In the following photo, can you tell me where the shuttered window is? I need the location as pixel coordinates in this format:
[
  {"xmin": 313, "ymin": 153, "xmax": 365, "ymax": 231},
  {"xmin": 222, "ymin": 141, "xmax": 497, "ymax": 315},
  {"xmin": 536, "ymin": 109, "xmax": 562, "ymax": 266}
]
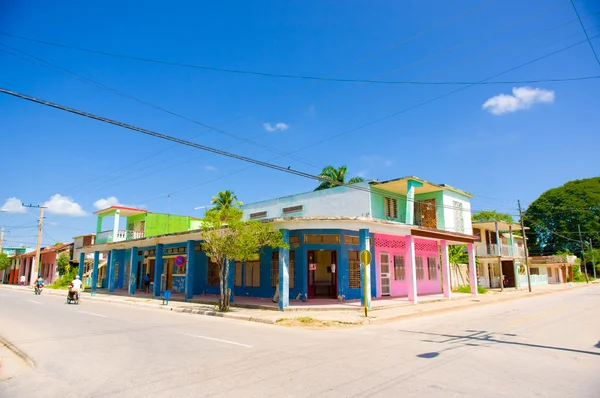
[
  {"xmin": 245, "ymin": 260, "xmax": 261, "ymax": 287},
  {"xmin": 349, "ymin": 250, "xmax": 361, "ymax": 288},
  {"xmin": 427, "ymin": 257, "xmax": 437, "ymax": 280},
  {"xmin": 394, "ymin": 255, "xmax": 405, "ymax": 281},
  {"xmin": 415, "ymin": 256, "xmax": 425, "ymax": 280},
  {"xmin": 384, "ymin": 197, "xmax": 397, "ymax": 219},
  {"xmin": 270, "ymin": 251, "xmax": 295, "ymax": 288}
]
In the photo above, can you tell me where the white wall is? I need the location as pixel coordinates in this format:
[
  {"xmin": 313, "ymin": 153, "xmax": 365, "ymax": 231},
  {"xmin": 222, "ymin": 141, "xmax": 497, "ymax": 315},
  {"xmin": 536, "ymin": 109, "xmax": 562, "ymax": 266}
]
[
  {"xmin": 442, "ymin": 191, "xmax": 472, "ymax": 235},
  {"xmin": 242, "ymin": 182, "xmax": 371, "ymax": 220}
]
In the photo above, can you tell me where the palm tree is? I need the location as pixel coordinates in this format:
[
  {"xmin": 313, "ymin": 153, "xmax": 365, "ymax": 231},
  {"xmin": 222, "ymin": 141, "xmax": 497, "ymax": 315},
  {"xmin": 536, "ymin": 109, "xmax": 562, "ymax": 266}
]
[
  {"xmin": 210, "ymin": 190, "xmax": 243, "ymax": 211},
  {"xmin": 314, "ymin": 165, "xmax": 364, "ymax": 191}
]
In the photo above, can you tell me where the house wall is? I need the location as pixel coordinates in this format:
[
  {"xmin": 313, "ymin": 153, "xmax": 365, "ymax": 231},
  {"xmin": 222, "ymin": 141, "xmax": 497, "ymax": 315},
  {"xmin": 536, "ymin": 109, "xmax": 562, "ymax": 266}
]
[
  {"xmin": 242, "ymin": 183, "xmax": 372, "ymax": 220},
  {"xmin": 144, "ymin": 214, "xmax": 191, "ymax": 237},
  {"xmin": 370, "ymin": 188, "xmax": 408, "ymax": 222},
  {"xmin": 442, "ymin": 191, "xmax": 472, "ymax": 235}
]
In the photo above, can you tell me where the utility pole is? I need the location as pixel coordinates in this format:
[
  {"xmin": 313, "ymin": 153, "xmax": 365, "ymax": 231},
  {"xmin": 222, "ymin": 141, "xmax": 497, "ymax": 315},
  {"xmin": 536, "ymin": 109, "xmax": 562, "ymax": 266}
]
[
  {"xmin": 577, "ymin": 225, "xmax": 589, "ymax": 283},
  {"xmin": 590, "ymin": 238, "xmax": 596, "ymax": 280},
  {"xmin": 23, "ymin": 204, "xmax": 46, "ymax": 286},
  {"xmin": 518, "ymin": 200, "xmax": 532, "ymax": 292},
  {"xmin": 0, "ymin": 227, "xmax": 4, "ymax": 253}
]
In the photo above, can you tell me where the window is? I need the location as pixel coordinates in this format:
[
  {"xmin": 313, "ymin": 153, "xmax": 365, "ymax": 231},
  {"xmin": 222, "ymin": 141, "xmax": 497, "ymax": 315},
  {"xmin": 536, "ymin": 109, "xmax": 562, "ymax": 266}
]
[
  {"xmin": 172, "ymin": 257, "xmax": 186, "ymax": 274},
  {"xmin": 250, "ymin": 211, "xmax": 267, "ymax": 220},
  {"xmin": 234, "ymin": 261, "xmax": 243, "ymax": 287},
  {"xmin": 547, "ymin": 267, "xmax": 553, "ymax": 278},
  {"xmin": 304, "ymin": 234, "xmax": 340, "ymax": 244},
  {"xmin": 427, "ymin": 257, "xmax": 437, "ymax": 280},
  {"xmin": 453, "ymin": 201, "xmax": 465, "ymax": 233},
  {"xmin": 282, "ymin": 205, "xmax": 303, "ymax": 215},
  {"xmin": 394, "ymin": 255, "xmax": 405, "ymax": 280},
  {"xmin": 530, "ymin": 267, "xmax": 540, "ymax": 275},
  {"xmin": 290, "ymin": 236, "xmax": 300, "ymax": 245},
  {"xmin": 207, "ymin": 260, "xmax": 219, "ymax": 286},
  {"xmin": 384, "ymin": 197, "xmax": 397, "ymax": 219},
  {"xmin": 344, "ymin": 235, "xmax": 360, "ymax": 245},
  {"xmin": 270, "ymin": 251, "xmax": 295, "ymax": 288},
  {"xmin": 245, "ymin": 260, "xmax": 261, "ymax": 287},
  {"xmin": 165, "ymin": 247, "xmax": 186, "ymax": 255},
  {"xmin": 415, "ymin": 256, "xmax": 424, "ymax": 280},
  {"xmin": 348, "ymin": 250, "xmax": 361, "ymax": 288},
  {"xmin": 473, "ymin": 228, "xmax": 482, "ymax": 242}
]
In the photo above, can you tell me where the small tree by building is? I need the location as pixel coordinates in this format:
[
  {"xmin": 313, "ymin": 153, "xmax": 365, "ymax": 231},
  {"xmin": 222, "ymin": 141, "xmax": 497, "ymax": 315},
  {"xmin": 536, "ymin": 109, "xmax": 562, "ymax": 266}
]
[
  {"xmin": 56, "ymin": 253, "xmax": 71, "ymax": 276},
  {"xmin": 0, "ymin": 253, "xmax": 10, "ymax": 271},
  {"xmin": 201, "ymin": 207, "xmax": 288, "ymax": 312}
]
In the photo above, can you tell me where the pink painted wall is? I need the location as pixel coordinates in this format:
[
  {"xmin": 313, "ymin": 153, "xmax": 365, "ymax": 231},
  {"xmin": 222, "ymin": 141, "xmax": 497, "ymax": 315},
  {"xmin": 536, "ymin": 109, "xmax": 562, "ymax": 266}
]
[{"xmin": 373, "ymin": 234, "xmax": 442, "ymax": 297}]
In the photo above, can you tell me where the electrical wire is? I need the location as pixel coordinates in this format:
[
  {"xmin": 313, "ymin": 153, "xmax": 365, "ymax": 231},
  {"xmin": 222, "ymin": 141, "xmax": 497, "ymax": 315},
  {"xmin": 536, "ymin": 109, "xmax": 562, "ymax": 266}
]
[{"xmin": 570, "ymin": 0, "xmax": 600, "ymax": 68}]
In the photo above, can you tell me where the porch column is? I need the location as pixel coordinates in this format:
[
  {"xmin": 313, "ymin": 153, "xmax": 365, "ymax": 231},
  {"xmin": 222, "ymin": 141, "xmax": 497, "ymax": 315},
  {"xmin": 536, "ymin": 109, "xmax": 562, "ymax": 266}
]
[
  {"xmin": 108, "ymin": 249, "xmax": 117, "ymax": 292},
  {"xmin": 441, "ymin": 240, "xmax": 451, "ymax": 299},
  {"xmin": 153, "ymin": 244, "xmax": 164, "ymax": 296},
  {"xmin": 509, "ymin": 225, "xmax": 514, "ymax": 257},
  {"xmin": 359, "ymin": 229, "xmax": 372, "ymax": 310},
  {"xmin": 91, "ymin": 251, "xmax": 99, "ymax": 291},
  {"xmin": 78, "ymin": 252, "xmax": 85, "ymax": 281},
  {"xmin": 112, "ymin": 209, "xmax": 121, "ymax": 243},
  {"xmin": 96, "ymin": 215, "xmax": 103, "ymax": 234},
  {"xmin": 406, "ymin": 179, "xmax": 424, "ymax": 225},
  {"xmin": 407, "ymin": 236, "xmax": 418, "ymax": 304},
  {"xmin": 226, "ymin": 259, "xmax": 235, "ymax": 303},
  {"xmin": 468, "ymin": 243, "xmax": 478, "ymax": 295},
  {"xmin": 495, "ymin": 221, "xmax": 501, "ymax": 256},
  {"xmin": 184, "ymin": 240, "xmax": 195, "ymax": 301},
  {"xmin": 129, "ymin": 247, "xmax": 138, "ymax": 295},
  {"xmin": 278, "ymin": 229, "xmax": 290, "ymax": 311}
]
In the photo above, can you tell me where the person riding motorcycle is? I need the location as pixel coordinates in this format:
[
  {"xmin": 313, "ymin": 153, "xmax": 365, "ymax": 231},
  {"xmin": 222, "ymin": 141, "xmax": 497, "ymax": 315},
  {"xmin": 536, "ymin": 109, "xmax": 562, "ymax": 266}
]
[
  {"xmin": 35, "ymin": 276, "xmax": 44, "ymax": 294},
  {"xmin": 68, "ymin": 275, "xmax": 83, "ymax": 300}
]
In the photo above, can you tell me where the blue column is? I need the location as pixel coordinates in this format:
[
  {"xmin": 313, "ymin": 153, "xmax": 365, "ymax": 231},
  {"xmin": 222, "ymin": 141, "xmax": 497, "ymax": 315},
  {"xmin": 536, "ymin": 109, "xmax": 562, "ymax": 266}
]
[
  {"xmin": 129, "ymin": 247, "xmax": 138, "ymax": 295},
  {"xmin": 359, "ymin": 229, "xmax": 372, "ymax": 310},
  {"xmin": 78, "ymin": 252, "xmax": 85, "ymax": 281},
  {"xmin": 153, "ymin": 244, "xmax": 164, "ymax": 296},
  {"xmin": 108, "ymin": 249, "xmax": 117, "ymax": 292},
  {"xmin": 226, "ymin": 259, "xmax": 235, "ymax": 302},
  {"xmin": 278, "ymin": 229, "xmax": 290, "ymax": 311},
  {"xmin": 185, "ymin": 240, "xmax": 195, "ymax": 301},
  {"xmin": 91, "ymin": 252, "xmax": 99, "ymax": 290},
  {"xmin": 406, "ymin": 179, "xmax": 424, "ymax": 225}
]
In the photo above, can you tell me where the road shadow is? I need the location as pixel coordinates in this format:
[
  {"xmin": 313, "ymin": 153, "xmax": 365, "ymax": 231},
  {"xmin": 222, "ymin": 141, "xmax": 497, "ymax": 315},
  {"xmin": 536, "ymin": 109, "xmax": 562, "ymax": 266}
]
[{"xmin": 402, "ymin": 329, "xmax": 600, "ymax": 358}]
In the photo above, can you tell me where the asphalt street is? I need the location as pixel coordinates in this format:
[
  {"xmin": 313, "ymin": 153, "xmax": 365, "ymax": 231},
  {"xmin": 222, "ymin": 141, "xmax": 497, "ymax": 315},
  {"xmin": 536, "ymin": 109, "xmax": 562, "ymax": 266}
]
[{"xmin": 1, "ymin": 285, "xmax": 599, "ymax": 397}]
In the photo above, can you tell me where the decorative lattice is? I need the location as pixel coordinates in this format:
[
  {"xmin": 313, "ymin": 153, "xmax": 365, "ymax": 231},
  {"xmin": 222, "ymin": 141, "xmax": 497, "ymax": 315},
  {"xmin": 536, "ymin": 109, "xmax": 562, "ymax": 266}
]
[
  {"xmin": 415, "ymin": 241, "xmax": 438, "ymax": 254},
  {"xmin": 374, "ymin": 237, "xmax": 407, "ymax": 250}
]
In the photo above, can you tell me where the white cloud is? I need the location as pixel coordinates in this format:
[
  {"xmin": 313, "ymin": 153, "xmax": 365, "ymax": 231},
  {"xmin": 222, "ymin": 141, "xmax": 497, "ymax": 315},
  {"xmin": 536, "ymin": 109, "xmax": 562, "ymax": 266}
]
[
  {"xmin": 43, "ymin": 194, "xmax": 86, "ymax": 217},
  {"xmin": 482, "ymin": 87, "xmax": 555, "ymax": 115},
  {"xmin": 263, "ymin": 122, "xmax": 289, "ymax": 132},
  {"xmin": 205, "ymin": 165, "xmax": 217, "ymax": 172},
  {"xmin": 0, "ymin": 197, "xmax": 26, "ymax": 213},
  {"xmin": 93, "ymin": 196, "xmax": 143, "ymax": 210}
]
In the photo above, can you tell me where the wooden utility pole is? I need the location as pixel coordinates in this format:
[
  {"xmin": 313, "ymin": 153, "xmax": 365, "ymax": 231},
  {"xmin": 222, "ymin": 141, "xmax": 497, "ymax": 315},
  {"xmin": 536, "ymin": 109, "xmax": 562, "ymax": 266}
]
[
  {"xmin": 518, "ymin": 200, "xmax": 532, "ymax": 292},
  {"xmin": 590, "ymin": 239, "xmax": 596, "ymax": 280},
  {"xmin": 23, "ymin": 204, "xmax": 46, "ymax": 286},
  {"xmin": 577, "ymin": 225, "xmax": 589, "ymax": 283},
  {"xmin": 0, "ymin": 227, "xmax": 4, "ymax": 253}
]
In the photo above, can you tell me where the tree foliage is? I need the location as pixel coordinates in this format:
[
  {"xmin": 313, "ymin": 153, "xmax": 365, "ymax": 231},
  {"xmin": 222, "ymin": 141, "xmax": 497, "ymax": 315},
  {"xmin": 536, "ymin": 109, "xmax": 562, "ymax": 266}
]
[
  {"xmin": 0, "ymin": 253, "xmax": 11, "ymax": 271},
  {"xmin": 210, "ymin": 190, "xmax": 242, "ymax": 212},
  {"xmin": 524, "ymin": 177, "xmax": 600, "ymax": 255},
  {"xmin": 56, "ymin": 253, "xmax": 71, "ymax": 275},
  {"xmin": 472, "ymin": 210, "xmax": 514, "ymax": 223},
  {"xmin": 314, "ymin": 165, "xmax": 364, "ymax": 191},
  {"xmin": 200, "ymin": 207, "xmax": 288, "ymax": 312}
]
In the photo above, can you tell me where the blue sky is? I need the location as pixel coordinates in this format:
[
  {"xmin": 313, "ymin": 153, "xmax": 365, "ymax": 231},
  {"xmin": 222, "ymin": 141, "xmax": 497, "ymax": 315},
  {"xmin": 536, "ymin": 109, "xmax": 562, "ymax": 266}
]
[{"xmin": 1, "ymin": 0, "xmax": 599, "ymax": 247}]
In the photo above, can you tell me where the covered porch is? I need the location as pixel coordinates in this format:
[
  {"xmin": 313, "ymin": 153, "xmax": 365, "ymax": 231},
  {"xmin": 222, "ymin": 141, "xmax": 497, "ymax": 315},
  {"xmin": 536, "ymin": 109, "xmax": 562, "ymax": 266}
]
[{"xmin": 94, "ymin": 206, "xmax": 147, "ymax": 244}]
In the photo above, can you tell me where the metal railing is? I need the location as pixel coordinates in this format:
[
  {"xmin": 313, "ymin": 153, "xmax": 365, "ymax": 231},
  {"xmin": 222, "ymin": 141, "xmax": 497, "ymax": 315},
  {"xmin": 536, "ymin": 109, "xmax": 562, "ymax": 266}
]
[
  {"xmin": 96, "ymin": 230, "xmax": 144, "ymax": 243},
  {"xmin": 475, "ymin": 244, "xmax": 525, "ymax": 258}
]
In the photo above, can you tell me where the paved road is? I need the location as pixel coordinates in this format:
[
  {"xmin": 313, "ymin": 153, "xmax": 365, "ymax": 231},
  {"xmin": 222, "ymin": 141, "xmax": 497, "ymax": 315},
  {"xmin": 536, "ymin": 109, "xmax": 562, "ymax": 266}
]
[{"xmin": 1, "ymin": 285, "xmax": 599, "ymax": 397}]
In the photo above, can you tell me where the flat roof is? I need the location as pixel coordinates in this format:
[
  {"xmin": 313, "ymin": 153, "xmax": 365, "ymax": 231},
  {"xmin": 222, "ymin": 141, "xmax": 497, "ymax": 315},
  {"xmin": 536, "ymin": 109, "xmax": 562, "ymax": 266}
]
[
  {"xmin": 370, "ymin": 176, "xmax": 474, "ymax": 198},
  {"xmin": 94, "ymin": 206, "xmax": 148, "ymax": 217}
]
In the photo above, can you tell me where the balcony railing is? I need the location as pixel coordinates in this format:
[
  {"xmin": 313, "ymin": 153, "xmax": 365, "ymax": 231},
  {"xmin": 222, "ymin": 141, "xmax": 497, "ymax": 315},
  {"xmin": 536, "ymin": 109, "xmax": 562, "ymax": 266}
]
[
  {"xmin": 96, "ymin": 230, "xmax": 144, "ymax": 244},
  {"xmin": 475, "ymin": 244, "xmax": 525, "ymax": 258}
]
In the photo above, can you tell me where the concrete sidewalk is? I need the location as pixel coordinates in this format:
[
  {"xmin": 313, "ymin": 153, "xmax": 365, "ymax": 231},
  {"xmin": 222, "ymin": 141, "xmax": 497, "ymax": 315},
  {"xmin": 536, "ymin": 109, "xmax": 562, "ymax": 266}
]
[{"xmin": 0, "ymin": 282, "xmax": 594, "ymax": 327}]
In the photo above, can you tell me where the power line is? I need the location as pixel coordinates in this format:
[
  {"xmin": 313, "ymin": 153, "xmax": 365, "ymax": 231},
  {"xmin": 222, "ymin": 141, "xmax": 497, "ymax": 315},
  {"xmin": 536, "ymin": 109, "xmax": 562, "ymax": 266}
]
[{"xmin": 570, "ymin": 0, "xmax": 600, "ymax": 68}]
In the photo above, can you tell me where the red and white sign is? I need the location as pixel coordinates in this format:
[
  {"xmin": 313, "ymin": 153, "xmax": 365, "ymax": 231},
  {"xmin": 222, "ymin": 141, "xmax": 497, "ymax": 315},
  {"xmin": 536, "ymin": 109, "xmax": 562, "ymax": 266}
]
[{"xmin": 309, "ymin": 263, "xmax": 317, "ymax": 271}]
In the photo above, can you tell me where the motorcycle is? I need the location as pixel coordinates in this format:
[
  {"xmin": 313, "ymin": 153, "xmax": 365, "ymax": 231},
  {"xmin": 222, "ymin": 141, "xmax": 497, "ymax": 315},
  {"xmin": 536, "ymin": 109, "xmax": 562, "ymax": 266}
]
[
  {"xmin": 34, "ymin": 284, "xmax": 43, "ymax": 295},
  {"xmin": 66, "ymin": 288, "xmax": 80, "ymax": 305}
]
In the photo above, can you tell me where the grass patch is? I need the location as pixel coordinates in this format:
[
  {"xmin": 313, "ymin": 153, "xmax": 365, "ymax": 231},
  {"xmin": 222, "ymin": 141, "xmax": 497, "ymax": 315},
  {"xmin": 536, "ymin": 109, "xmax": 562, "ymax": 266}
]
[
  {"xmin": 452, "ymin": 285, "xmax": 487, "ymax": 294},
  {"xmin": 276, "ymin": 316, "xmax": 356, "ymax": 328}
]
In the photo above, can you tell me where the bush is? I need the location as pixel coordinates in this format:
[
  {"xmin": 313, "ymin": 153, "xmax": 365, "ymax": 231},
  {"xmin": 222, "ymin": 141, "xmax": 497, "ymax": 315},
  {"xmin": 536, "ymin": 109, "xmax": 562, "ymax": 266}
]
[
  {"xmin": 453, "ymin": 285, "xmax": 487, "ymax": 294},
  {"xmin": 572, "ymin": 265, "xmax": 587, "ymax": 283}
]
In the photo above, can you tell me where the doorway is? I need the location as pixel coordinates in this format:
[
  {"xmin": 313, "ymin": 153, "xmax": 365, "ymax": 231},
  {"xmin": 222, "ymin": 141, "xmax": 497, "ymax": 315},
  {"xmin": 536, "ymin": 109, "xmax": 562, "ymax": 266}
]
[
  {"xmin": 501, "ymin": 260, "xmax": 516, "ymax": 288},
  {"xmin": 307, "ymin": 250, "xmax": 338, "ymax": 299},
  {"xmin": 380, "ymin": 252, "xmax": 391, "ymax": 296}
]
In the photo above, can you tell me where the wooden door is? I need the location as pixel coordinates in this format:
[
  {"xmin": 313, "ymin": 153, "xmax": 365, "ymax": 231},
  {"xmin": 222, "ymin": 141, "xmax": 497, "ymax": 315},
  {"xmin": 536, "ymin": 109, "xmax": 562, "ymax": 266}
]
[
  {"xmin": 330, "ymin": 251, "xmax": 338, "ymax": 299},
  {"xmin": 307, "ymin": 251, "xmax": 316, "ymax": 299},
  {"xmin": 421, "ymin": 199, "xmax": 437, "ymax": 228},
  {"xmin": 166, "ymin": 259, "xmax": 173, "ymax": 290},
  {"xmin": 380, "ymin": 252, "xmax": 391, "ymax": 296}
]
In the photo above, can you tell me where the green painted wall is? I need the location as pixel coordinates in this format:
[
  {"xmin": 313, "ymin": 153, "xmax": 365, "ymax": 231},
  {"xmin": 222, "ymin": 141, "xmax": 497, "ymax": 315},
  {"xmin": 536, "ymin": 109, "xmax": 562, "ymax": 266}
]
[
  {"xmin": 370, "ymin": 188, "xmax": 407, "ymax": 223},
  {"xmin": 144, "ymin": 213, "xmax": 191, "ymax": 237},
  {"xmin": 414, "ymin": 191, "xmax": 445, "ymax": 230},
  {"xmin": 126, "ymin": 213, "xmax": 147, "ymax": 230},
  {"xmin": 189, "ymin": 219, "xmax": 203, "ymax": 230}
]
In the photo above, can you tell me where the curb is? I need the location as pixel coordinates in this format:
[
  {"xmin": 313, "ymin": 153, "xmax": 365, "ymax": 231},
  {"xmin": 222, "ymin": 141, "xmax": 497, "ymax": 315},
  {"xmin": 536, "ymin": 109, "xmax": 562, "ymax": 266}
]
[{"xmin": 0, "ymin": 335, "xmax": 35, "ymax": 369}]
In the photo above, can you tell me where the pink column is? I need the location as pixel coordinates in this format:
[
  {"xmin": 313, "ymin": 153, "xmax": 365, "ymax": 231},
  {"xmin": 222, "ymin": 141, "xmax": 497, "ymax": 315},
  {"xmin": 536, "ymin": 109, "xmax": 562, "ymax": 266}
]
[
  {"xmin": 441, "ymin": 240, "xmax": 452, "ymax": 299},
  {"xmin": 406, "ymin": 236, "xmax": 418, "ymax": 304},
  {"xmin": 468, "ymin": 243, "xmax": 478, "ymax": 295}
]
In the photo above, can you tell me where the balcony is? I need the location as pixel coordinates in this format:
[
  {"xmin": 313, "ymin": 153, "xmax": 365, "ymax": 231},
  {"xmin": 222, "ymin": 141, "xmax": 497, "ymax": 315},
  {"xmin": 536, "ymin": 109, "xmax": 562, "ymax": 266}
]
[
  {"xmin": 96, "ymin": 230, "xmax": 144, "ymax": 244},
  {"xmin": 475, "ymin": 244, "xmax": 525, "ymax": 258}
]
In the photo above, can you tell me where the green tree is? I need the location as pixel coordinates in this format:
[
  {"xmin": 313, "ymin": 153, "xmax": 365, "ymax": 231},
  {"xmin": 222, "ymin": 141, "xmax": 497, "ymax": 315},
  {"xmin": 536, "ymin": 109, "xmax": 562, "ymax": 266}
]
[
  {"xmin": 201, "ymin": 206, "xmax": 288, "ymax": 312},
  {"xmin": 56, "ymin": 253, "xmax": 71, "ymax": 276},
  {"xmin": 0, "ymin": 253, "xmax": 11, "ymax": 271},
  {"xmin": 314, "ymin": 165, "xmax": 364, "ymax": 191},
  {"xmin": 524, "ymin": 177, "xmax": 600, "ymax": 255},
  {"xmin": 448, "ymin": 244, "xmax": 479, "ymax": 286},
  {"xmin": 472, "ymin": 210, "xmax": 514, "ymax": 223},
  {"xmin": 210, "ymin": 190, "xmax": 243, "ymax": 212}
]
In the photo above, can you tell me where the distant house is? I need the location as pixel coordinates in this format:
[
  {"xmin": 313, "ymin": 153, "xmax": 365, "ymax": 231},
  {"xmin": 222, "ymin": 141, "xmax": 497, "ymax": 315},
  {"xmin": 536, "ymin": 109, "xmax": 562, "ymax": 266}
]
[
  {"xmin": 528, "ymin": 254, "xmax": 577, "ymax": 284},
  {"xmin": 6, "ymin": 243, "xmax": 73, "ymax": 285}
]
